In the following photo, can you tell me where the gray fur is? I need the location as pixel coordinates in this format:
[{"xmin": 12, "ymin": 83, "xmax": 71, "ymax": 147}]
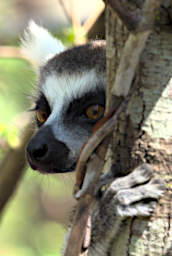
[
  {"xmin": 40, "ymin": 40, "xmax": 106, "ymax": 82},
  {"xmin": 87, "ymin": 164, "xmax": 166, "ymax": 256},
  {"xmin": 62, "ymin": 164, "xmax": 166, "ymax": 256}
]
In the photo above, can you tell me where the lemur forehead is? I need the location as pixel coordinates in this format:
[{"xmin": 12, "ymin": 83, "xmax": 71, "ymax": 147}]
[
  {"xmin": 41, "ymin": 70, "xmax": 105, "ymax": 111},
  {"xmin": 40, "ymin": 40, "xmax": 106, "ymax": 79}
]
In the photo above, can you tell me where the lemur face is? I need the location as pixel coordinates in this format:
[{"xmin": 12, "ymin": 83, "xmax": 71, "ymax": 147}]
[{"xmin": 22, "ymin": 21, "xmax": 106, "ymax": 174}]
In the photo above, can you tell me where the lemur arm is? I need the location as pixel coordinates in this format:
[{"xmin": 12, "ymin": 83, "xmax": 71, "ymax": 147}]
[
  {"xmin": 63, "ymin": 164, "xmax": 166, "ymax": 256},
  {"xmin": 88, "ymin": 164, "xmax": 166, "ymax": 256}
]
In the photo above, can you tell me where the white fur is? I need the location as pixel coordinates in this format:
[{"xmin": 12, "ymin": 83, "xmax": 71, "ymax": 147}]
[
  {"xmin": 42, "ymin": 70, "xmax": 105, "ymax": 124},
  {"xmin": 21, "ymin": 20, "xmax": 65, "ymax": 66},
  {"xmin": 41, "ymin": 70, "xmax": 105, "ymax": 156}
]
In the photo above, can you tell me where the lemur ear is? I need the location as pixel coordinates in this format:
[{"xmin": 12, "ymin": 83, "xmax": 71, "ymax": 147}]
[{"xmin": 21, "ymin": 20, "xmax": 65, "ymax": 67}]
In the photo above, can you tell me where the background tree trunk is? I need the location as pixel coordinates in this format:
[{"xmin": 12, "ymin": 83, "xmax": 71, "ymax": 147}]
[{"xmin": 106, "ymin": 4, "xmax": 172, "ymax": 256}]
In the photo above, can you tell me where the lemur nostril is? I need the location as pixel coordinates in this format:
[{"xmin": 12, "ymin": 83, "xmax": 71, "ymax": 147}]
[{"xmin": 32, "ymin": 144, "xmax": 48, "ymax": 160}]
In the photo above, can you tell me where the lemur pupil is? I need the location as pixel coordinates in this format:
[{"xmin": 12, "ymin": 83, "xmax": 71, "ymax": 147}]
[
  {"xmin": 86, "ymin": 105, "xmax": 104, "ymax": 120},
  {"xmin": 92, "ymin": 109, "xmax": 98, "ymax": 115},
  {"xmin": 36, "ymin": 110, "xmax": 48, "ymax": 123}
]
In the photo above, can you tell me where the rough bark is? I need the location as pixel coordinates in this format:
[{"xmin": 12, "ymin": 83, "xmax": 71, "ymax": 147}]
[{"xmin": 106, "ymin": 3, "xmax": 172, "ymax": 256}]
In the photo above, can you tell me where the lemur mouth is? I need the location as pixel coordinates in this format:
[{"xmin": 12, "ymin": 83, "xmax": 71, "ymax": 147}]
[{"xmin": 28, "ymin": 161, "xmax": 76, "ymax": 174}]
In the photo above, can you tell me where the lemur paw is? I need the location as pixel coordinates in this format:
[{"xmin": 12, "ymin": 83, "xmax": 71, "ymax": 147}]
[
  {"xmin": 116, "ymin": 201, "xmax": 157, "ymax": 217},
  {"xmin": 104, "ymin": 164, "xmax": 166, "ymax": 218}
]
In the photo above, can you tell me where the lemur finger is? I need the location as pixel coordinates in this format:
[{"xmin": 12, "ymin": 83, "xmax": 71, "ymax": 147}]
[
  {"xmin": 105, "ymin": 163, "xmax": 153, "ymax": 195},
  {"xmin": 116, "ymin": 201, "xmax": 157, "ymax": 217},
  {"xmin": 128, "ymin": 163, "xmax": 153, "ymax": 185},
  {"xmin": 114, "ymin": 178, "xmax": 166, "ymax": 206}
]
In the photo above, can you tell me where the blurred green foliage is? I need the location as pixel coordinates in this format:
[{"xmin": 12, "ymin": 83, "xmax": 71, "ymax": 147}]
[
  {"xmin": 0, "ymin": 58, "xmax": 35, "ymax": 148},
  {"xmin": 0, "ymin": 170, "xmax": 68, "ymax": 256},
  {"xmin": 0, "ymin": 58, "xmax": 35, "ymax": 123},
  {"xmin": 56, "ymin": 27, "xmax": 75, "ymax": 47},
  {"xmin": 0, "ymin": 27, "xmax": 75, "ymax": 255}
]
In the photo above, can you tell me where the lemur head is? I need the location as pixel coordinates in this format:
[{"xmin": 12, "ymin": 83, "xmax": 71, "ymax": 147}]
[{"xmin": 22, "ymin": 21, "xmax": 106, "ymax": 174}]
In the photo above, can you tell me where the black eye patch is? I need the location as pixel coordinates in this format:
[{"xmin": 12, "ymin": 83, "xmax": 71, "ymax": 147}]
[
  {"xmin": 65, "ymin": 89, "xmax": 105, "ymax": 123},
  {"xmin": 30, "ymin": 93, "xmax": 51, "ymax": 127},
  {"xmin": 34, "ymin": 93, "xmax": 51, "ymax": 111}
]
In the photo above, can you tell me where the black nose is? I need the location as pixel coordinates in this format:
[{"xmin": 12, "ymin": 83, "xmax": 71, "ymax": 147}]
[
  {"xmin": 27, "ymin": 141, "xmax": 48, "ymax": 161},
  {"xmin": 26, "ymin": 126, "xmax": 70, "ymax": 169}
]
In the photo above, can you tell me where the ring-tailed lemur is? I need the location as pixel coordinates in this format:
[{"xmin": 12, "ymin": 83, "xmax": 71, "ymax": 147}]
[{"xmin": 22, "ymin": 21, "xmax": 166, "ymax": 256}]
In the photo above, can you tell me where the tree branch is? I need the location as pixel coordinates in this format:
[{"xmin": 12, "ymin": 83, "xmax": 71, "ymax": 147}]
[
  {"xmin": 64, "ymin": 154, "xmax": 103, "ymax": 256},
  {"xmin": 87, "ymin": 9, "xmax": 105, "ymax": 40},
  {"xmin": 0, "ymin": 46, "xmax": 29, "ymax": 60},
  {"xmin": 104, "ymin": 0, "xmax": 161, "ymax": 32},
  {"xmin": 0, "ymin": 116, "xmax": 33, "ymax": 213},
  {"xmin": 58, "ymin": 0, "xmax": 72, "ymax": 24},
  {"xmin": 109, "ymin": 0, "xmax": 161, "ymax": 97},
  {"xmin": 104, "ymin": 0, "xmax": 142, "ymax": 31},
  {"xmin": 112, "ymin": 30, "xmax": 150, "ymax": 97},
  {"xmin": 83, "ymin": 4, "xmax": 104, "ymax": 36}
]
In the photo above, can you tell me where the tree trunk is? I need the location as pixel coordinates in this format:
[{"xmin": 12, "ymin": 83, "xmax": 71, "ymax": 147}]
[{"xmin": 106, "ymin": 4, "xmax": 172, "ymax": 256}]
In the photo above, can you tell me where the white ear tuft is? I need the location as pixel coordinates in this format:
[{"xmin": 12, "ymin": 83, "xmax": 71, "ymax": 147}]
[{"xmin": 21, "ymin": 20, "xmax": 65, "ymax": 66}]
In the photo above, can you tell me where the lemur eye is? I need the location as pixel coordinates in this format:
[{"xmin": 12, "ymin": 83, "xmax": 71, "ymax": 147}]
[
  {"xmin": 36, "ymin": 110, "xmax": 49, "ymax": 124},
  {"xmin": 86, "ymin": 105, "xmax": 104, "ymax": 120}
]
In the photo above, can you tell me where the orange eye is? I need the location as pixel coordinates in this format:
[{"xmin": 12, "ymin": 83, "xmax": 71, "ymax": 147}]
[
  {"xmin": 36, "ymin": 110, "xmax": 49, "ymax": 123},
  {"xmin": 86, "ymin": 105, "xmax": 104, "ymax": 120}
]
